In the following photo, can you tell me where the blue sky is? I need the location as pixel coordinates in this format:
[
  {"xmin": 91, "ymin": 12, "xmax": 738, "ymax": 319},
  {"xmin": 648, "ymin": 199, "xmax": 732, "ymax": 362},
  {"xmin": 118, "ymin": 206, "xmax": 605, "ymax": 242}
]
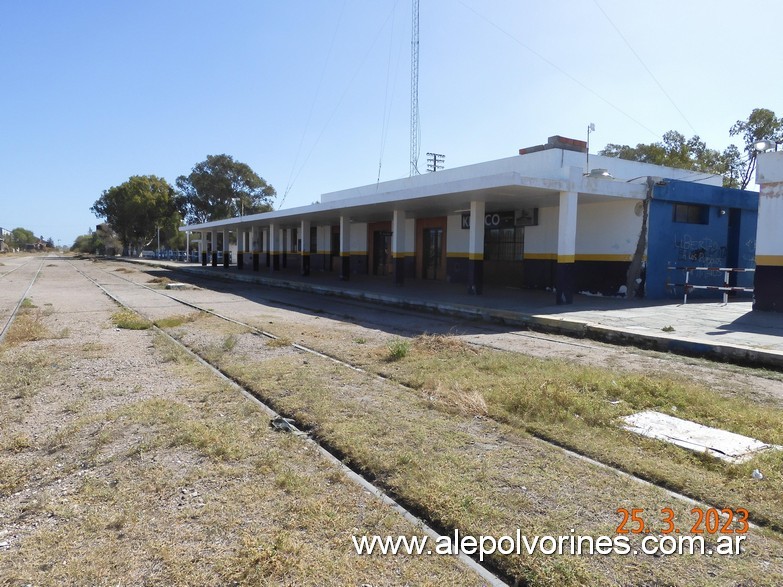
[{"xmin": 1, "ymin": 0, "xmax": 781, "ymax": 246}]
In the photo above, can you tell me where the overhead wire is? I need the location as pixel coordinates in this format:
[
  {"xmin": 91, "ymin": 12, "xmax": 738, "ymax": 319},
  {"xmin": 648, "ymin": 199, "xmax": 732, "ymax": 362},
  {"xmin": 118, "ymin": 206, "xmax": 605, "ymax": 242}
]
[
  {"xmin": 591, "ymin": 0, "xmax": 699, "ymax": 137},
  {"xmin": 282, "ymin": 2, "xmax": 400, "ymax": 208},
  {"xmin": 377, "ymin": 0, "xmax": 403, "ymax": 186},
  {"xmin": 279, "ymin": 0, "xmax": 348, "ymax": 210},
  {"xmin": 455, "ymin": 0, "xmax": 660, "ymax": 139}
]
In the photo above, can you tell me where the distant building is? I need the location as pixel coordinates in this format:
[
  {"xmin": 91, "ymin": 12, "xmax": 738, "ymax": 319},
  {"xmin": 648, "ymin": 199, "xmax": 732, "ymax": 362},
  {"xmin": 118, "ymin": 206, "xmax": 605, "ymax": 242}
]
[
  {"xmin": 0, "ymin": 227, "xmax": 11, "ymax": 252},
  {"xmin": 180, "ymin": 135, "xmax": 759, "ymax": 305}
]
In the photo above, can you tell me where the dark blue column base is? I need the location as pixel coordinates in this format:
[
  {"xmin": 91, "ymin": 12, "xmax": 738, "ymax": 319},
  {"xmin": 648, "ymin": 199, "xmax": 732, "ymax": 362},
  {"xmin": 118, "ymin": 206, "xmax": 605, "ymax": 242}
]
[
  {"xmin": 555, "ymin": 263, "xmax": 575, "ymax": 305},
  {"xmin": 201, "ymin": 252, "xmax": 207, "ymax": 266},
  {"xmin": 753, "ymin": 265, "xmax": 783, "ymax": 312},
  {"xmin": 252, "ymin": 253, "xmax": 259, "ymax": 271},
  {"xmin": 223, "ymin": 252, "xmax": 230, "ymax": 268},
  {"xmin": 271, "ymin": 253, "xmax": 280, "ymax": 271},
  {"xmin": 237, "ymin": 253, "xmax": 244, "ymax": 270},
  {"xmin": 394, "ymin": 256, "xmax": 405, "ymax": 286},
  {"xmin": 302, "ymin": 255, "xmax": 311, "ymax": 276},
  {"xmin": 467, "ymin": 258, "xmax": 484, "ymax": 295},
  {"xmin": 211, "ymin": 252, "xmax": 218, "ymax": 267},
  {"xmin": 340, "ymin": 255, "xmax": 350, "ymax": 281}
]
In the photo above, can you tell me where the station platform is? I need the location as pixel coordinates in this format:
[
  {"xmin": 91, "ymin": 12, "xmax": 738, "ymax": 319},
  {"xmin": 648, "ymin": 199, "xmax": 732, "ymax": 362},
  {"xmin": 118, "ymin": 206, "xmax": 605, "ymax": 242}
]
[{"xmin": 125, "ymin": 258, "xmax": 783, "ymax": 370}]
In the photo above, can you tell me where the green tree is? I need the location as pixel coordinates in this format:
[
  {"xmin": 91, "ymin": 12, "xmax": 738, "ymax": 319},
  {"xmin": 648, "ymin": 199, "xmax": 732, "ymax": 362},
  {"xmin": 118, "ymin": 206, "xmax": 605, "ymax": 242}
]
[
  {"xmin": 176, "ymin": 154, "xmax": 276, "ymax": 224},
  {"xmin": 9, "ymin": 227, "xmax": 37, "ymax": 248},
  {"xmin": 91, "ymin": 175, "xmax": 179, "ymax": 255},
  {"xmin": 599, "ymin": 131, "xmax": 737, "ymax": 186},
  {"xmin": 71, "ymin": 232, "xmax": 100, "ymax": 254},
  {"xmin": 600, "ymin": 108, "xmax": 783, "ymax": 189},
  {"xmin": 729, "ymin": 108, "xmax": 783, "ymax": 189}
]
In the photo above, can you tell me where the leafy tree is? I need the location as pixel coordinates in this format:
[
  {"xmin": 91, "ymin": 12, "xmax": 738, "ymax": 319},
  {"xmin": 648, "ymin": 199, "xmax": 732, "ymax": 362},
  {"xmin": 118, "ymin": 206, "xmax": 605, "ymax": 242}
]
[
  {"xmin": 176, "ymin": 154, "xmax": 276, "ymax": 224},
  {"xmin": 91, "ymin": 175, "xmax": 179, "ymax": 255},
  {"xmin": 71, "ymin": 232, "xmax": 101, "ymax": 254},
  {"xmin": 600, "ymin": 131, "xmax": 737, "ymax": 187},
  {"xmin": 9, "ymin": 227, "xmax": 37, "ymax": 248},
  {"xmin": 729, "ymin": 108, "xmax": 783, "ymax": 189},
  {"xmin": 599, "ymin": 108, "xmax": 783, "ymax": 189}
]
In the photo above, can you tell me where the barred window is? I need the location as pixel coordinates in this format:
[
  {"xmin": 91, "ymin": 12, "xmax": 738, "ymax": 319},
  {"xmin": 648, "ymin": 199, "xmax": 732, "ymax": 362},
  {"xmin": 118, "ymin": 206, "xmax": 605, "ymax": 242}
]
[{"xmin": 484, "ymin": 227, "xmax": 524, "ymax": 261}]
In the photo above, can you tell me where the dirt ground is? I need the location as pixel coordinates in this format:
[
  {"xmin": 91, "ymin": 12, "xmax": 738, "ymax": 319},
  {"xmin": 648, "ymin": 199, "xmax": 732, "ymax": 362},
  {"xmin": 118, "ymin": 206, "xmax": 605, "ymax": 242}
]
[
  {"xmin": 0, "ymin": 257, "xmax": 486, "ymax": 586},
  {"xmin": 2, "ymin": 255, "xmax": 783, "ymax": 586}
]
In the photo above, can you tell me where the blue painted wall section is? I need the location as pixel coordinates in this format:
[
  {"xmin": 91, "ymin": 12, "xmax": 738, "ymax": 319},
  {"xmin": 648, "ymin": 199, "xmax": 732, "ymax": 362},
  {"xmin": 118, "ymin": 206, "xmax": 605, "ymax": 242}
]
[{"xmin": 646, "ymin": 180, "xmax": 758, "ymax": 299}]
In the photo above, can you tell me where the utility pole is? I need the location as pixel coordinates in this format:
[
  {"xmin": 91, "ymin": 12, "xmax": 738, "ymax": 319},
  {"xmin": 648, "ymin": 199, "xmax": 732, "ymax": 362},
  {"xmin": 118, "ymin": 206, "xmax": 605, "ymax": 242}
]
[
  {"xmin": 410, "ymin": 0, "xmax": 420, "ymax": 176},
  {"xmin": 426, "ymin": 152, "xmax": 444, "ymax": 172}
]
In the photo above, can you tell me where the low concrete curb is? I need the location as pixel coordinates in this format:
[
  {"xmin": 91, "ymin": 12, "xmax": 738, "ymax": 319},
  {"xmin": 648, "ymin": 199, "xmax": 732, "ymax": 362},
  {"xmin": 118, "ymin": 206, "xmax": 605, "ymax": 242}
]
[{"xmin": 128, "ymin": 259, "xmax": 783, "ymax": 370}]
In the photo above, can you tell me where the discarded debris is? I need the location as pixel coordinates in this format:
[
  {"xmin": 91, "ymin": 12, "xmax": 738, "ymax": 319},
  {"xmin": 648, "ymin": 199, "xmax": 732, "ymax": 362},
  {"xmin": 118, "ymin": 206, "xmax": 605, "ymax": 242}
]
[
  {"xmin": 270, "ymin": 416, "xmax": 305, "ymax": 435},
  {"xmin": 622, "ymin": 411, "xmax": 779, "ymax": 463},
  {"xmin": 752, "ymin": 469, "xmax": 764, "ymax": 480},
  {"xmin": 165, "ymin": 282, "xmax": 191, "ymax": 290}
]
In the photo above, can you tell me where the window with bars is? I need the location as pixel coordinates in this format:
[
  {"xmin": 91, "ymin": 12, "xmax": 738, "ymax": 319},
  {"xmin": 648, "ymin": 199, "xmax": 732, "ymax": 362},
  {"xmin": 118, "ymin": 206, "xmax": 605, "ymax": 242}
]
[{"xmin": 484, "ymin": 227, "xmax": 524, "ymax": 261}]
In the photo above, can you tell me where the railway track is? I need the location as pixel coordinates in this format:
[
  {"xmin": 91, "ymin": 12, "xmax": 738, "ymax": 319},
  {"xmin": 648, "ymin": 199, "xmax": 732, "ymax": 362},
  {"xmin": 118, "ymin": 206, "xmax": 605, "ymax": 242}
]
[
  {"xmin": 71, "ymin": 258, "xmax": 774, "ymax": 538},
  {"xmin": 0, "ymin": 256, "xmax": 47, "ymax": 344},
  {"xmin": 4, "ymin": 256, "xmax": 778, "ymax": 583},
  {"xmin": 64, "ymin": 258, "xmax": 509, "ymax": 586}
]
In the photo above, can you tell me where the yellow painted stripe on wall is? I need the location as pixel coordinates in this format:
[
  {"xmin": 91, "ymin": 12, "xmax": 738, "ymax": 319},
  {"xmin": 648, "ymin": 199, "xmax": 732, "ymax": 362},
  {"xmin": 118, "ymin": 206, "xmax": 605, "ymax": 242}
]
[
  {"xmin": 756, "ymin": 255, "xmax": 783, "ymax": 267},
  {"xmin": 557, "ymin": 255, "xmax": 576, "ymax": 264},
  {"xmin": 576, "ymin": 254, "xmax": 633, "ymax": 262},
  {"xmin": 392, "ymin": 252, "xmax": 414, "ymax": 259},
  {"xmin": 446, "ymin": 252, "xmax": 469, "ymax": 259},
  {"xmin": 468, "ymin": 253, "xmax": 483, "ymax": 261},
  {"xmin": 524, "ymin": 253, "xmax": 641, "ymax": 262}
]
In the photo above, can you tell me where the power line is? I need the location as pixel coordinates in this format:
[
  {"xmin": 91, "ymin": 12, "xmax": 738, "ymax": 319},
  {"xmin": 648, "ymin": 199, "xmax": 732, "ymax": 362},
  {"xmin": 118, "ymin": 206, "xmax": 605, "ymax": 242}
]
[
  {"xmin": 279, "ymin": 0, "xmax": 348, "ymax": 210},
  {"xmin": 591, "ymin": 0, "xmax": 699, "ymax": 137},
  {"xmin": 455, "ymin": 0, "xmax": 660, "ymax": 139},
  {"xmin": 281, "ymin": 2, "xmax": 399, "ymax": 208}
]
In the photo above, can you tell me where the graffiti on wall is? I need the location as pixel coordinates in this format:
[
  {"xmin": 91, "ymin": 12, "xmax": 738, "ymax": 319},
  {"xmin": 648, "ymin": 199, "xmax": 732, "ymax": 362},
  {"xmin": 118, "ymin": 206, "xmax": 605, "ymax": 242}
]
[{"xmin": 673, "ymin": 234, "xmax": 727, "ymax": 269}]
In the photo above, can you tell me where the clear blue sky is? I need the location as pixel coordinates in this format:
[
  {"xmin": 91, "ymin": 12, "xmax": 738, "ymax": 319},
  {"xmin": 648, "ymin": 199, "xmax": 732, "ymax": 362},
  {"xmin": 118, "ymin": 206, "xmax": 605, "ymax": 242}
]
[{"xmin": 1, "ymin": 0, "xmax": 781, "ymax": 246}]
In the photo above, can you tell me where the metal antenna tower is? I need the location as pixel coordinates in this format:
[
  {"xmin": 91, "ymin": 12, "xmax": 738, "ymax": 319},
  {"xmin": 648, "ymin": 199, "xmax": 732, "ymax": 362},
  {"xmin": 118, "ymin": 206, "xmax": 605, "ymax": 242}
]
[{"xmin": 409, "ymin": 0, "xmax": 420, "ymax": 176}]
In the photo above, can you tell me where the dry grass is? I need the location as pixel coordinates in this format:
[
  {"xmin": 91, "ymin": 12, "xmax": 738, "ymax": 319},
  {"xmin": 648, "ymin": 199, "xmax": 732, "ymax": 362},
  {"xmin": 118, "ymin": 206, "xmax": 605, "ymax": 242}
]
[
  {"xmin": 1, "ymin": 324, "xmax": 480, "ymax": 586},
  {"xmin": 153, "ymin": 313, "xmax": 201, "ymax": 329},
  {"xmin": 2, "ymin": 310, "xmax": 50, "ymax": 345},
  {"xmin": 172, "ymin": 319, "xmax": 783, "ymax": 586},
  {"xmin": 111, "ymin": 309, "xmax": 152, "ymax": 330},
  {"xmin": 147, "ymin": 276, "xmax": 173, "ymax": 286}
]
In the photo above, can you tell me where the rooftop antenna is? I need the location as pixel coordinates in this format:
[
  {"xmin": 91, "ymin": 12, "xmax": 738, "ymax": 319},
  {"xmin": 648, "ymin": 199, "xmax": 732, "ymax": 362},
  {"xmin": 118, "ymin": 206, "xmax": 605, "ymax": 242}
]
[
  {"xmin": 586, "ymin": 122, "xmax": 595, "ymax": 172},
  {"xmin": 410, "ymin": 0, "xmax": 420, "ymax": 176}
]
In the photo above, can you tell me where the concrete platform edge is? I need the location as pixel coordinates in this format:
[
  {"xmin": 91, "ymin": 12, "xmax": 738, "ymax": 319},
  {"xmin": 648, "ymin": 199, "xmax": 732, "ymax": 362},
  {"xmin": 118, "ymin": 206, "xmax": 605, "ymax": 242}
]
[{"xmin": 124, "ymin": 259, "xmax": 783, "ymax": 370}]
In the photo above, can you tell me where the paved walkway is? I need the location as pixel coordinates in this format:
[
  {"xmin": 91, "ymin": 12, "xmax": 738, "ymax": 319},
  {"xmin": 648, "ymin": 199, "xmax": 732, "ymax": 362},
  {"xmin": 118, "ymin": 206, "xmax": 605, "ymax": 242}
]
[{"xmin": 127, "ymin": 258, "xmax": 783, "ymax": 369}]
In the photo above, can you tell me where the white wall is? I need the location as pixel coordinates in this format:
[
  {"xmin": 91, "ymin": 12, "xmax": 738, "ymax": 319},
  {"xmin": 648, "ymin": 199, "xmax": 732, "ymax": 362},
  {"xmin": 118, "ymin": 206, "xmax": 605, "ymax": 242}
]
[
  {"xmin": 756, "ymin": 152, "xmax": 783, "ymax": 259},
  {"xmin": 575, "ymin": 200, "xmax": 641, "ymax": 258},
  {"xmin": 446, "ymin": 214, "xmax": 469, "ymax": 254},
  {"xmin": 524, "ymin": 206, "xmax": 558, "ymax": 258},
  {"xmin": 349, "ymin": 223, "xmax": 368, "ymax": 253}
]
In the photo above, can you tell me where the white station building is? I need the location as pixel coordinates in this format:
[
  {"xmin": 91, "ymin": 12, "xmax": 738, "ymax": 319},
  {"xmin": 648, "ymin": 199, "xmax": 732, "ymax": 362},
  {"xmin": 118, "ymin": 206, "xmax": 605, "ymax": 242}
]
[{"xmin": 180, "ymin": 136, "xmax": 760, "ymax": 306}]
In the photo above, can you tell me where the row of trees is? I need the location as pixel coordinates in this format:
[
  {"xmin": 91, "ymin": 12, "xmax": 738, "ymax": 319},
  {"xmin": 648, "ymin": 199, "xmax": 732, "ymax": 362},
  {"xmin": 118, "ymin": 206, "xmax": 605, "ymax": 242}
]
[
  {"xmin": 599, "ymin": 108, "xmax": 783, "ymax": 189},
  {"xmin": 82, "ymin": 154, "xmax": 276, "ymax": 255},
  {"xmin": 3, "ymin": 227, "xmax": 54, "ymax": 250}
]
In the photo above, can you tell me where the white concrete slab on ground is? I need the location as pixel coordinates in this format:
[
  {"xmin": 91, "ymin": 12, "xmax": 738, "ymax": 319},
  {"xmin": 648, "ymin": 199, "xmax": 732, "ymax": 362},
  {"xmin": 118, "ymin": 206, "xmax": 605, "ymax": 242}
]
[{"xmin": 623, "ymin": 410, "xmax": 778, "ymax": 463}]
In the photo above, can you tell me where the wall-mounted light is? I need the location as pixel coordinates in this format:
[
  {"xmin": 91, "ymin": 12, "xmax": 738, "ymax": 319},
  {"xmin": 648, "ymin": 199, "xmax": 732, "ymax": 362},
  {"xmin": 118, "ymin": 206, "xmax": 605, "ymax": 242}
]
[{"xmin": 754, "ymin": 139, "xmax": 778, "ymax": 152}]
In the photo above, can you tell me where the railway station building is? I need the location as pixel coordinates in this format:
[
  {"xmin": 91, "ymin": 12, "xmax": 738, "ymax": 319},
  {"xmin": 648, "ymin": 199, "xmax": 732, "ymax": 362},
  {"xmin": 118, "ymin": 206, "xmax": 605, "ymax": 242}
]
[{"xmin": 180, "ymin": 136, "xmax": 759, "ymax": 306}]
